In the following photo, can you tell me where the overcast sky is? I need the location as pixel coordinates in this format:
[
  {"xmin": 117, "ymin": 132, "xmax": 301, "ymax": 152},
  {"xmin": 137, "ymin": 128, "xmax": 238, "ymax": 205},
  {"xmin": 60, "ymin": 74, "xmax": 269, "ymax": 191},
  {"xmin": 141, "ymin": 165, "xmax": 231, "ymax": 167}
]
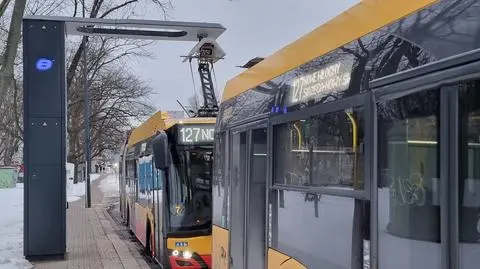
[{"xmin": 129, "ymin": 0, "xmax": 359, "ymax": 111}]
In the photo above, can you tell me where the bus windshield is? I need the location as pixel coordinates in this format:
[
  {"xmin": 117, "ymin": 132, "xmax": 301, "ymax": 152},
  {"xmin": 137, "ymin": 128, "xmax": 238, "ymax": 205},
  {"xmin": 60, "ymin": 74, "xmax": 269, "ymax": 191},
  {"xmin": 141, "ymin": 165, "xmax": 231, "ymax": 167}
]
[{"xmin": 167, "ymin": 146, "xmax": 213, "ymax": 233}]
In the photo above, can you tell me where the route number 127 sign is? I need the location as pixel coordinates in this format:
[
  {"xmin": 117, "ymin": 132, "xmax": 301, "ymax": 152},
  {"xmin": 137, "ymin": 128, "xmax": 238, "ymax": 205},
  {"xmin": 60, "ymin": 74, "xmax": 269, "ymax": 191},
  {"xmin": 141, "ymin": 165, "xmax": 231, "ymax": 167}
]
[{"xmin": 177, "ymin": 124, "xmax": 215, "ymax": 144}]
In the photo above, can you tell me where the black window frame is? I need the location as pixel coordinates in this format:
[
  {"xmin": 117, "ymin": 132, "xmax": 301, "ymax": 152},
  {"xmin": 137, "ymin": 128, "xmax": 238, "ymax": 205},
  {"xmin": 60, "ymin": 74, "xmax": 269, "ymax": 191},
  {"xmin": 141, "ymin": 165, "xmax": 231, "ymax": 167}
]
[
  {"xmin": 267, "ymin": 92, "xmax": 374, "ymax": 269},
  {"xmin": 212, "ymin": 131, "xmax": 229, "ymax": 229},
  {"xmin": 270, "ymin": 92, "xmax": 373, "ymax": 200},
  {"xmin": 370, "ymin": 48, "xmax": 480, "ymax": 269}
]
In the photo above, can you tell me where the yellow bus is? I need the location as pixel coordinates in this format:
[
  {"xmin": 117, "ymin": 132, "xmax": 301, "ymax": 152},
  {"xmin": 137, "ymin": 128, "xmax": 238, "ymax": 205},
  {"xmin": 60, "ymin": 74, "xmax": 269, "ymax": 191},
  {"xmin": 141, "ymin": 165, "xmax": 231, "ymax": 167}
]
[
  {"xmin": 119, "ymin": 111, "xmax": 215, "ymax": 268},
  {"xmin": 212, "ymin": 0, "xmax": 480, "ymax": 269}
]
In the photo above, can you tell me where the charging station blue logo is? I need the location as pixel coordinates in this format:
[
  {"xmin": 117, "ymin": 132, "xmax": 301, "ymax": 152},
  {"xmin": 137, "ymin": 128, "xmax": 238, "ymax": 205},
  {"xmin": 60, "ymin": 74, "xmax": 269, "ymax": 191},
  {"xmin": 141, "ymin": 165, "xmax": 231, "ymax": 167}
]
[{"xmin": 35, "ymin": 58, "xmax": 53, "ymax": 71}]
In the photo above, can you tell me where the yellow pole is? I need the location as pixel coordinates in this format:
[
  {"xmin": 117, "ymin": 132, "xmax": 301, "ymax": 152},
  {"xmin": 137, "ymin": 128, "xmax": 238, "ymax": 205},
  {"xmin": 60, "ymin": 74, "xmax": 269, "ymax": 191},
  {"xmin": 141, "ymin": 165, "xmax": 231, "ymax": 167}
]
[
  {"xmin": 346, "ymin": 112, "xmax": 357, "ymax": 150},
  {"xmin": 346, "ymin": 112, "xmax": 358, "ymax": 188},
  {"xmin": 293, "ymin": 122, "xmax": 302, "ymax": 149}
]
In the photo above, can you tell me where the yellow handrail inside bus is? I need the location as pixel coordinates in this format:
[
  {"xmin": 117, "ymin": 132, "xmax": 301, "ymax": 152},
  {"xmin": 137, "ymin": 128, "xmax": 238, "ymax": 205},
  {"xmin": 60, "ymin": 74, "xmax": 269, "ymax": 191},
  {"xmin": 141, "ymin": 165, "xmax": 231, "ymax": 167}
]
[
  {"xmin": 293, "ymin": 122, "xmax": 302, "ymax": 149},
  {"xmin": 287, "ymin": 113, "xmax": 360, "ymax": 188},
  {"xmin": 345, "ymin": 112, "xmax": 359, "ymax": 189},
  {"xmin": 345, "ymin": 112, "xmax": 357, "ymax": 151}
]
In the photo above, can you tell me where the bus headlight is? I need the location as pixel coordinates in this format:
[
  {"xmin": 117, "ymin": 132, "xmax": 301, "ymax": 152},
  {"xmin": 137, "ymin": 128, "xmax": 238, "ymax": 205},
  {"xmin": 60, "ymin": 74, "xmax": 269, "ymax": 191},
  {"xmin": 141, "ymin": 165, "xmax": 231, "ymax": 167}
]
[
  {"xmin": 172, "ymin": 249, "xmax": 179, "ymax": 256},
  {"xmin": 183, "ymin": 251, "xmax": 192, "ymax": 259}
]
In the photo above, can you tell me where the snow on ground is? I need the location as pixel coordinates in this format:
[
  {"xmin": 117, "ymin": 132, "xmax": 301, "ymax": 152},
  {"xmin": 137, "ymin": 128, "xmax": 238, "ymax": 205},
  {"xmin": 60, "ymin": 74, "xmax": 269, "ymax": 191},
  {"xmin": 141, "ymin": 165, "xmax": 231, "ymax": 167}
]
[
  {"xmin": 0, "ymin": 173, "xmax": 104, "ymax": 269},
  {"xmin": 0, "ymin": 172, "xmax": 120, "ymax": 269},
  {"xmin": 66, "ymin": 173, "xmax": 101, "ymax": 202},
  {"xmin": 0, "ymin": 184, "xmax": 33, "ymax": 269},
  {"xmin": 98, "ymin": 173, "xmax": 119, "ymax": 198}
]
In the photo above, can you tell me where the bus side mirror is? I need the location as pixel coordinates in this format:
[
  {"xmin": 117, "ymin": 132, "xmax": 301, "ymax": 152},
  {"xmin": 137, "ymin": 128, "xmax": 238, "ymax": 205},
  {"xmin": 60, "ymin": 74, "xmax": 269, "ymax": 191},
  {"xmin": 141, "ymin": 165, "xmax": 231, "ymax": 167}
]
[{"xmin": 152, "ymin": 131, "xmax": 170, "ymax": 170}]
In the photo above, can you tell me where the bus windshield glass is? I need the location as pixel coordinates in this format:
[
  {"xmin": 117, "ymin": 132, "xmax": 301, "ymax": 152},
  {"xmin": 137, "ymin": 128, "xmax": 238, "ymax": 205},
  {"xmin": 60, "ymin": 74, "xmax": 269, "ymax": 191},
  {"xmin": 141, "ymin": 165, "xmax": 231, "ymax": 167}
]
[{"xmin": 167, "ymin": 146, "xmax": 213, "ymax": 233}]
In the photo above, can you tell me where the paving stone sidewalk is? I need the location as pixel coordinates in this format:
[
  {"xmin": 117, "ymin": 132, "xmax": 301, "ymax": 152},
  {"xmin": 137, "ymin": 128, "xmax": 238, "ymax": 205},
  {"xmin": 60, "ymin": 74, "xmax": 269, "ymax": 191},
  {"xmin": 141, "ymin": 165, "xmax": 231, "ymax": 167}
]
[{"xmin": 33, "ymin": 174, "xmax": 151, "ymax": 269}]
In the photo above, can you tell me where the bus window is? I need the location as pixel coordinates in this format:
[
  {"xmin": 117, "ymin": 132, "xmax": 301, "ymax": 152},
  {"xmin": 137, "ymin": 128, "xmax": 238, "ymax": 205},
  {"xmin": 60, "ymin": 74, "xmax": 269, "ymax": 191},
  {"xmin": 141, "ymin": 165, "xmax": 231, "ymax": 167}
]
[
  {"xmin": 271, "ymin": 190, "xmax": 368, "ymax": 268},
  {"xmin": 273, "ymin": 106, "xmax": 364, "ymax": 190},
  {"xmin": 458, "ymin": 80, "xmax": 480, "ymax": 269},
  {"xmin": 213, "ymin": 132, "xmax": 228, "ymax": 228},
  {"xmin": 274, "ymin": 121, "xmax": 310, "ymax": 186},
  {"xmin": 310, "ymin": 107, "xmax": 364, "ymax": 189},
  {"xmin": 377, "ymin": 88, "xmax": 440, "ymax": 268},
  {"xmin": 152, "ymin": 159, "xmax": 162, "ymax": 190},
  {"xmin": 135, "ymin": 159, "xmax": 139, "ymax": 202},
  {"xmin": 167, "ymin": 147, "xmax": 213, "ymax": 232},
  {"xmin": 126, "ymin": 160, "xmax": 136, "ymax": 193},
  {"xmin": 272, "ymin": 109, "xmax": 369, "ymax": 268}
]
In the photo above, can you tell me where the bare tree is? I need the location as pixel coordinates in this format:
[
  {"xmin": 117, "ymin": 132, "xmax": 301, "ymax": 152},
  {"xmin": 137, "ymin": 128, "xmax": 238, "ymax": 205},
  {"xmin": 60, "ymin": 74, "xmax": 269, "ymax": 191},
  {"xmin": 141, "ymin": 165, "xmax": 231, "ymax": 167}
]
[
  {"xmin": 0, "ymin": 0, "xmax": 173, "ymax": 171},
  {"xmin": 186, "ymin": 82, "xmax": 222, "ymax": 117},
  {"xmin": 62, "ymin": 0, "xmax": 171, "ymax": 179},
  {"xmin": 66, "ymin": 0, "xmax": 172, "ymax": 91},
  {"xmin": 0, "ymin": 0, "xmax": 26, "ymax": 109},
  {"xmin": 186, "ymin": 93, "xmax": 201, "ymax": 116},
  {"xmin": 0, "ymin": 0, "xmax": 27, "ymax": 165},
  {"xmin": 0, "ymin": 0, "xmax": 11, "ymax": 19},
  {"xmin": 0, "ymin": 0, "xmax": 66, "ymax": 164},
  {"xmin": 66, "ymin": 35, "xmax": 156, "ymax": 181},
  {"xmin": 0, "ymin": 76, "xmax": 22, "ymax": 165},
  {"xmin": 68, "ymin": 61, "xmax": 153, "ymax": 170},
  {"xmin": 26, "ymin": 0, "xmax": 69, "ymax": 16}
]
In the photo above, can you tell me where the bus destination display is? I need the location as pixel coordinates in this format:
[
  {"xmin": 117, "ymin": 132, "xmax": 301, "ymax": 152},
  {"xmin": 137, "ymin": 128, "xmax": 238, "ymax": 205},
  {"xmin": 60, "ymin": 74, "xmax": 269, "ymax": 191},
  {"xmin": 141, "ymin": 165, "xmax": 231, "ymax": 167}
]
[
  {"xmin": 177, "ymin": 124, "xmax": 215, "ymax": 144},
  {"xmin": 288, "ymin": 57, "xmax": 354, "ymax": 106}
]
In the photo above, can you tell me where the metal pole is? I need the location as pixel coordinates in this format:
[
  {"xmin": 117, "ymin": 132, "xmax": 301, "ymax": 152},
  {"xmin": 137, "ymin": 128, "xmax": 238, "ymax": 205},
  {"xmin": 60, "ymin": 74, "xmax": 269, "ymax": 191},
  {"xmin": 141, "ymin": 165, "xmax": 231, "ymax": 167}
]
[{"xmin": 82, "ymin": 0, "xmax": 91, "ymax": 208}]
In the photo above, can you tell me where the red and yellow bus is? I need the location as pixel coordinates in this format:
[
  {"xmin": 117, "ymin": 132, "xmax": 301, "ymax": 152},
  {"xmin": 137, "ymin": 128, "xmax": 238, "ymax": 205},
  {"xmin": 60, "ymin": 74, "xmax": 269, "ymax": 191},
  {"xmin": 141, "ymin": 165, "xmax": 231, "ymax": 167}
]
[{"xmin": 119, "ymin": 111, "xmax": 215, "ymax": 268}]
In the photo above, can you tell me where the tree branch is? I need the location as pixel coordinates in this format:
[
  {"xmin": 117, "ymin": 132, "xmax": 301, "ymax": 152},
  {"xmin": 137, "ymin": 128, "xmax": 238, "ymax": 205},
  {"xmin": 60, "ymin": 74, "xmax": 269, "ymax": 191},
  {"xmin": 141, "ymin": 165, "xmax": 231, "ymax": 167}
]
[
  {"xmin": 0, "ymin": 0, "xmax": 11, "ymax": 19},
  {"xmin": 100, "ymin": 0, "xmax": 138, "ymax": 18}
]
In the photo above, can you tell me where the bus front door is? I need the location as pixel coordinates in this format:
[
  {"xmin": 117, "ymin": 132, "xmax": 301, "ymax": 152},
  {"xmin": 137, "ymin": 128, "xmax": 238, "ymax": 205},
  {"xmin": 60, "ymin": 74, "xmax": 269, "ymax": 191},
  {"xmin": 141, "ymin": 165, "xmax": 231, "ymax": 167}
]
[{"xmin": 229, "ymin": 123, "xmax": 268, "ymax": 269}]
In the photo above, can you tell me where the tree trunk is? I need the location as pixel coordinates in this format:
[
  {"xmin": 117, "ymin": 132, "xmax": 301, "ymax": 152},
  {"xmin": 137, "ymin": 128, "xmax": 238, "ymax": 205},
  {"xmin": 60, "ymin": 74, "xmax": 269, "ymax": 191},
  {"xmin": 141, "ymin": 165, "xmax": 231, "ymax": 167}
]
[
  {"xmin": 0, "ymin": 0, "xmax": 27, "ymax": 108},
  {"xmin": 73, "ymin": 163, "xmax": 79, "ymax": 184},
  {"xmin": 7, "ymin": 139, "xmax": 19, "ymax": 165},
  {"xmin": 0, "ymin": 0, "xmax": 11, "ymax": 19},
  {"xmin": 0, "ymin": 131, "xmax": 19, "ymax": 165}
]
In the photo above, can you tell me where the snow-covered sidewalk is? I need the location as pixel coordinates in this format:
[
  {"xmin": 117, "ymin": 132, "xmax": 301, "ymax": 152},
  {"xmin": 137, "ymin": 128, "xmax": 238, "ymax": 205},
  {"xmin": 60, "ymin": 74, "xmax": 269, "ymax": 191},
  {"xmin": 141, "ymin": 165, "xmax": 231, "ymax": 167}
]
[
  {"xmin": 0, "ymin": 173, "xmax": 104, "ymax": 269},
  {"xmin": 0, "ymin": 183, "xmax": 32, "ymax": 269},
  {"xmin": 66, "ymin": 173, "xmax": 101, "ymax": 202},
  {"xmin": 98, "ymin": 173, "xmax": 120, "ymax": 198}
]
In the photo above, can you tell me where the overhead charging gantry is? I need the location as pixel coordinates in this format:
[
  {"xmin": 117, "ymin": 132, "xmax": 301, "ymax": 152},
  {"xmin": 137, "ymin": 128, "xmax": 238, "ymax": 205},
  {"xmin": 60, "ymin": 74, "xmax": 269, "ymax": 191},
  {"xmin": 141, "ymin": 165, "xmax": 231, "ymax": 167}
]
[
  {"xmin": 22, "ymin": 15, "xmax": 225, "ymax": 261},
  {"xmin": 182, "ymin": 36, "xmax": 226, "ymax": 117}
]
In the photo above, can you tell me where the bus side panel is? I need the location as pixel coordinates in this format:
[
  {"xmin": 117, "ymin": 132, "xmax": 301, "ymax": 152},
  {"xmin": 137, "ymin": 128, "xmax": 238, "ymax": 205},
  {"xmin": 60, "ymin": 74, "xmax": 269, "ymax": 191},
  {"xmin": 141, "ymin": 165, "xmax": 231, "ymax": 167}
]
[
  {"xmin": 212, "ymin": 225, "xmax": 229, "ymax": 269},
  {"xmin": 167, "ymin": 235, "xmax": 212, "ymax": 269},
  {"xmin": 268, "ymin": 248, "xmax": 306, "ymax": 269},
  {"xmin": 134, "ymin": 203, "xmax": 148, "ymax": 246}
]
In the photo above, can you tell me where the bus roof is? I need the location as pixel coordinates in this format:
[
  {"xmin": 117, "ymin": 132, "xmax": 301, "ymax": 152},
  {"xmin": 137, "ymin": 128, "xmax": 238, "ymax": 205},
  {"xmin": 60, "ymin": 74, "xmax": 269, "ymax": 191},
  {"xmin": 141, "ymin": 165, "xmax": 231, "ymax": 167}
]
[
  {"xmin": 221, "ymin": 0, "xmax": 438, "ymax": 102},
  {"xmin": 127, "ymin": 111, "xmax": 216, "ymax": 147}
]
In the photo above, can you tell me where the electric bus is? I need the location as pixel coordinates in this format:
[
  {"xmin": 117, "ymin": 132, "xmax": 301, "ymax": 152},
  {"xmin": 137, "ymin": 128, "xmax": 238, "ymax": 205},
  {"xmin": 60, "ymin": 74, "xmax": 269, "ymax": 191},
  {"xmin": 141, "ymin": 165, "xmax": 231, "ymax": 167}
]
[
  {"xmin": 119, "ymin": 111, "xmax": 215, "ymax": 268},
  {"xmin": 212, "ymin": 0, "xmax": 480, "ymax": 268}
]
